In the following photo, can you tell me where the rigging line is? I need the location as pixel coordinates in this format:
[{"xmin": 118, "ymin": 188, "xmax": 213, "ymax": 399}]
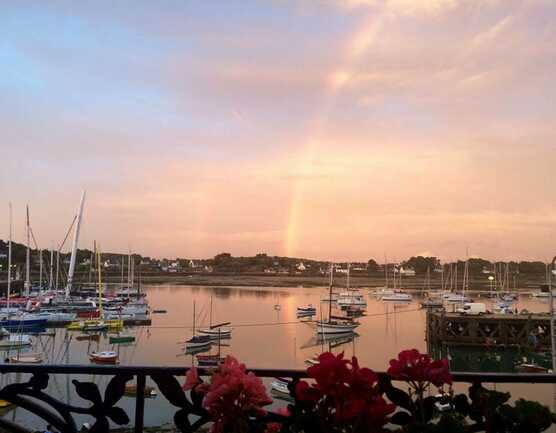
[{"xmin": 152, "ymin": 307, "xmax": 423, "ymax": 330}]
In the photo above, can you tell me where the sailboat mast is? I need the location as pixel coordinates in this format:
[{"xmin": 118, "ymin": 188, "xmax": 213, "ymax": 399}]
[
  {"xmin": 384, "ymin": 254, "xmax": 388, "ymax": 289},
  {"xmin": 328, "ymin": 263, "xmax": 333, "ymax": 320},
  {"xmin": 65, "ymin": 191, "xmax": 86, "ymax": 299},
  {"xmin": 7, "ymin": 203, "xmax": 12, "ymax": 313},
  {"xmin": 127, "ymin": 250, "xmax": 131, "ymax": 289},
  {"xmin": 39, "ymin": 249, "xmax": 43, "ymax": 291},
  {"xmin": 49, "ymin": 245, "xmax": 54, "ymax": 290},
  {"xmin": 96, "ymin": 243, "xmax": 103, "ymax": 318},
  {"xmin": 25, "ymin": 205, "xmax": 30, "ymax": 296}
]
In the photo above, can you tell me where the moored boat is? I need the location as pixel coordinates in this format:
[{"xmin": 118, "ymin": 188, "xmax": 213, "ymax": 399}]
[
  {"xmin": 90, "ymin": 351, "xmax": 119, "ymax": 364},
  {"xmin": 0, "ymin": 335, "xmax": 32, "ymax": 349},
  {"xmin": 381, "ymin": 293, "xmax": 412, "ymax": 302},
  {"xmin": 109, "ymin": 335, "xmax": 135, "ymax": 344}
]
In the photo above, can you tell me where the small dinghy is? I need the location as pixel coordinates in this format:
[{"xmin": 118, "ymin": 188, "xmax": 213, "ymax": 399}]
[
  {"xmin": 76, "ymin": 334, "xmax": 100, "ymax": 342},
  {"xmin": 185, "ymin": 335, "xmax": 212, "ymax": 349},
  {"xmin": 109, "ymin": 335, "xmax": 136, "ymax": 344},
  {"xmin": 90, "ymin": 351, "xmax": 119, "ymax": 364},
  {"xmin": 516, "ymin": 363, "xmax": 548, "ymax": 373},
  {"xmin": 196, "ymin": 354, "xmax": 225, "ymax": 367}
]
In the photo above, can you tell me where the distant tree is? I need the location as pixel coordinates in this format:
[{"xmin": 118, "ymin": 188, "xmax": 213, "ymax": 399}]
[
  {"xmin": 519, "ymin": 261, "xmax": 546, "ymax": 276},
  {"xmin": 468, "ymin": 258, "xmax": 492, "ymax": 275},
  {"xmin": 367, "ymin": 259, "xmax": 380, "ymax": 274},
  {"xmin": 404, "ymin": 256, "xmax": 440, "ymax": 274}
]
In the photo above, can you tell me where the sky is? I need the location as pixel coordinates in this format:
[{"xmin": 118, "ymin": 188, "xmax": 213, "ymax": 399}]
[{"xmin": 1, "ymin": 0, "xmax": 555, "ymax": 262}]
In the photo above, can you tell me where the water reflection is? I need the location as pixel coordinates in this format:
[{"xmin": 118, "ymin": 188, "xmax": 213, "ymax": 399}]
[{"xmin": 1, "ymin": 285, "xmax": 555, "ymax": 430}]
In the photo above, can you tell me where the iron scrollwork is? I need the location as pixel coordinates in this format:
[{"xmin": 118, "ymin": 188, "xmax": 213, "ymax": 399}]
[{"xmin": 0, "ymin": 372, "xmax": 133, "ymax": 433}]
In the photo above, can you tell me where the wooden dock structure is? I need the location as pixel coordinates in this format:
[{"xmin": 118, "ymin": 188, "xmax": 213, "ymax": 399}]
[{"xmin": 426, "ymin": 310, "xmax": 551, "ymax": 349}]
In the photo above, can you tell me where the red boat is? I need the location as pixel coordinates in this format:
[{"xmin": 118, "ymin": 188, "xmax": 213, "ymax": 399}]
[
  {"xmin": 77, "ymin": 310, "xmax": 100, "ymax": 318},
  {"xmin": 90, "ymin": 351, "xmax": 119, "ymax": 364}
]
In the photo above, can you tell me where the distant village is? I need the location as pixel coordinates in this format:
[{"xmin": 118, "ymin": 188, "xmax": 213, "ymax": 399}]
[{"xmin": 0, "ymin": 240, "xmax": 551, "ymax": 280}]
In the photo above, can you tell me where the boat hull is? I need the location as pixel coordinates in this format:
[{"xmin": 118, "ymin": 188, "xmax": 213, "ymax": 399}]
[{"xmin": 315, "ymin": 322, "xmax": 359, "ymax": 334}]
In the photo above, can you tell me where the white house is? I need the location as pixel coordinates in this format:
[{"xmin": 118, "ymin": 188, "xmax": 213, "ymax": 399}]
[{"xmin": 397, "ymin": 266, "xmax": 416, "ymax": 276}]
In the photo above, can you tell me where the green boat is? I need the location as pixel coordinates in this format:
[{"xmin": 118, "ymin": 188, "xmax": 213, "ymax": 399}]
[{"xmin": 109, "ymin": 335, "xmax": 136, "ymax": 344}]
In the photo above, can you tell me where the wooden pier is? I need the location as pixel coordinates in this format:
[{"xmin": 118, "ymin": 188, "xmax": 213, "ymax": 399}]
[{"xmin": 426, "ymin": 310, "xmax": 551, "ymax": 349}]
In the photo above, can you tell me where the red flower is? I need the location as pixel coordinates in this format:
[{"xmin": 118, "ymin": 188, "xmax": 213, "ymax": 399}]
[
  {"xmin": 297, "ymin": 352, "xmax": 394, "ymax": 430},
  {"xmin": 295, "ymin": 380, "xmax": 323, "ymax": 405},
  {"xmin": 387, "ymin": 349, "xmax": 452, "ymax": 387},
  {"xmin": 199, "ymin": 356, "xmax": 273, "ymax": 433},
  {"xmin": 183, "ymin": 366, "xmax": 200, "ymax": 391},
  {"xmin": 264, "ymin": 422, "xmax": 281, "ymax": 433}
]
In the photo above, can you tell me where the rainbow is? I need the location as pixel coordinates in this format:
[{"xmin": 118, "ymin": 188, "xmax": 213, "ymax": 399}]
[{"xmin": 284, "ymin": 15, "xmax": 384, "ymax": 256}]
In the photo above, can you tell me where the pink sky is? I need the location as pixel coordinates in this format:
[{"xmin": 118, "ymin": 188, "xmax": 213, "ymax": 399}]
[{"xmin": 1, "ymin": 0, "xmax": 555, "ymax": 261}]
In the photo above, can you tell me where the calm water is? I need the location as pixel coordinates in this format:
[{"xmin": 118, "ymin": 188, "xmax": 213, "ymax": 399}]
[{"xmin": 2, "ymin": 284, "xmax": 556, "ymax": 429}]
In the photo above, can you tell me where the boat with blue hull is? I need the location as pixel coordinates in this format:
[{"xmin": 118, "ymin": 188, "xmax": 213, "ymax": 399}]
[{"xmin": 0, "ymin": 318, "xmax": 48, "ymax": 330}]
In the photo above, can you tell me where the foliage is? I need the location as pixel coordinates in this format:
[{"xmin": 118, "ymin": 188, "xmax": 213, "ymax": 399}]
[{"xmin": 178, "ymin": 349, "xmax": 556, "ymax": 433}]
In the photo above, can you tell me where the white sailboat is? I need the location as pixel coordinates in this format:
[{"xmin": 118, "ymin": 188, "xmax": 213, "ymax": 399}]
[
  {"xmin": 337, "ymin": 265, "xmax": 367, "ymax": 307},
  {"xmin": 198, "ymin": 297, "xmax": 232, "ymax": 338},
  {"xmin": 316, "ymin": 264, "xmax": 360, "ymax": 335}
]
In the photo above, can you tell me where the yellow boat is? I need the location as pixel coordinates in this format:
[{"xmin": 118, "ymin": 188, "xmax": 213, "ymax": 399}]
[
  {"xmin": 105, "ymin": 319, "xmax": 123, "ymax": 329},
  {"xmin": 66, "ymin": 321, "xmax": 84, "ymax": 330},
  {"xmin": 0, "ymin": 399, "xmax": 14, "ymax": 409}
]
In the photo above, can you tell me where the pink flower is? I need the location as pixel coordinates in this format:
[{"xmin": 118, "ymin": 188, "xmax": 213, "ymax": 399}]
[
  {"xmin": 183, "ymin": 366, "xmax": 200, "ymax": 391},
  {"xmin": 198, "ymin": 355, "xmax": 272, "ymax": 433}
]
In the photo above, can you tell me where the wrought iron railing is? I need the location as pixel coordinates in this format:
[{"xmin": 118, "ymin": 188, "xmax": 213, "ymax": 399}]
[{"xmin": 0, "ymin": 364, "xmax": 555, "ymax": 433}]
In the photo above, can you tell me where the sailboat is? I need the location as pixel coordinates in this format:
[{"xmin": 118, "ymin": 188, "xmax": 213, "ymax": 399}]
[
  {"xmin": 185, "ymin": 301, "xmax": 211, "ymax": 353},
  {"xmin": 0, "ymin": 205, "xmax": 46, "ymax": 330},
  {"xmin": 315, "ymin": 264, "xmax": 360, "ymax": 335},
  {"xmin": 337, "ymin": 264, "xmax": 367, "ymax": 307},
  {"xmin": 198, "ymin": 297, "xmax": 232, "ymax": 338}
]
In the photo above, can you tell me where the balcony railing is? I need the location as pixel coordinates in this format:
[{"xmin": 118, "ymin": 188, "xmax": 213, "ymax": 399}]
[{"xmin": 0, "ymin": 363, "xmax": 555, "ymax": 433}]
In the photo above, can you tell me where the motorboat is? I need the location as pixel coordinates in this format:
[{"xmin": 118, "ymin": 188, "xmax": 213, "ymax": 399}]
[
  {"xmin": 297, "ymin": 304, "xmax": 316, "ymax": 313},
  {"xmin": 381, "ymin": 293, "xmax": 412, "ymax": 302},
  {"xmin": 90, "ymin": 351, "xmax": 119, "ymax": 364}
]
